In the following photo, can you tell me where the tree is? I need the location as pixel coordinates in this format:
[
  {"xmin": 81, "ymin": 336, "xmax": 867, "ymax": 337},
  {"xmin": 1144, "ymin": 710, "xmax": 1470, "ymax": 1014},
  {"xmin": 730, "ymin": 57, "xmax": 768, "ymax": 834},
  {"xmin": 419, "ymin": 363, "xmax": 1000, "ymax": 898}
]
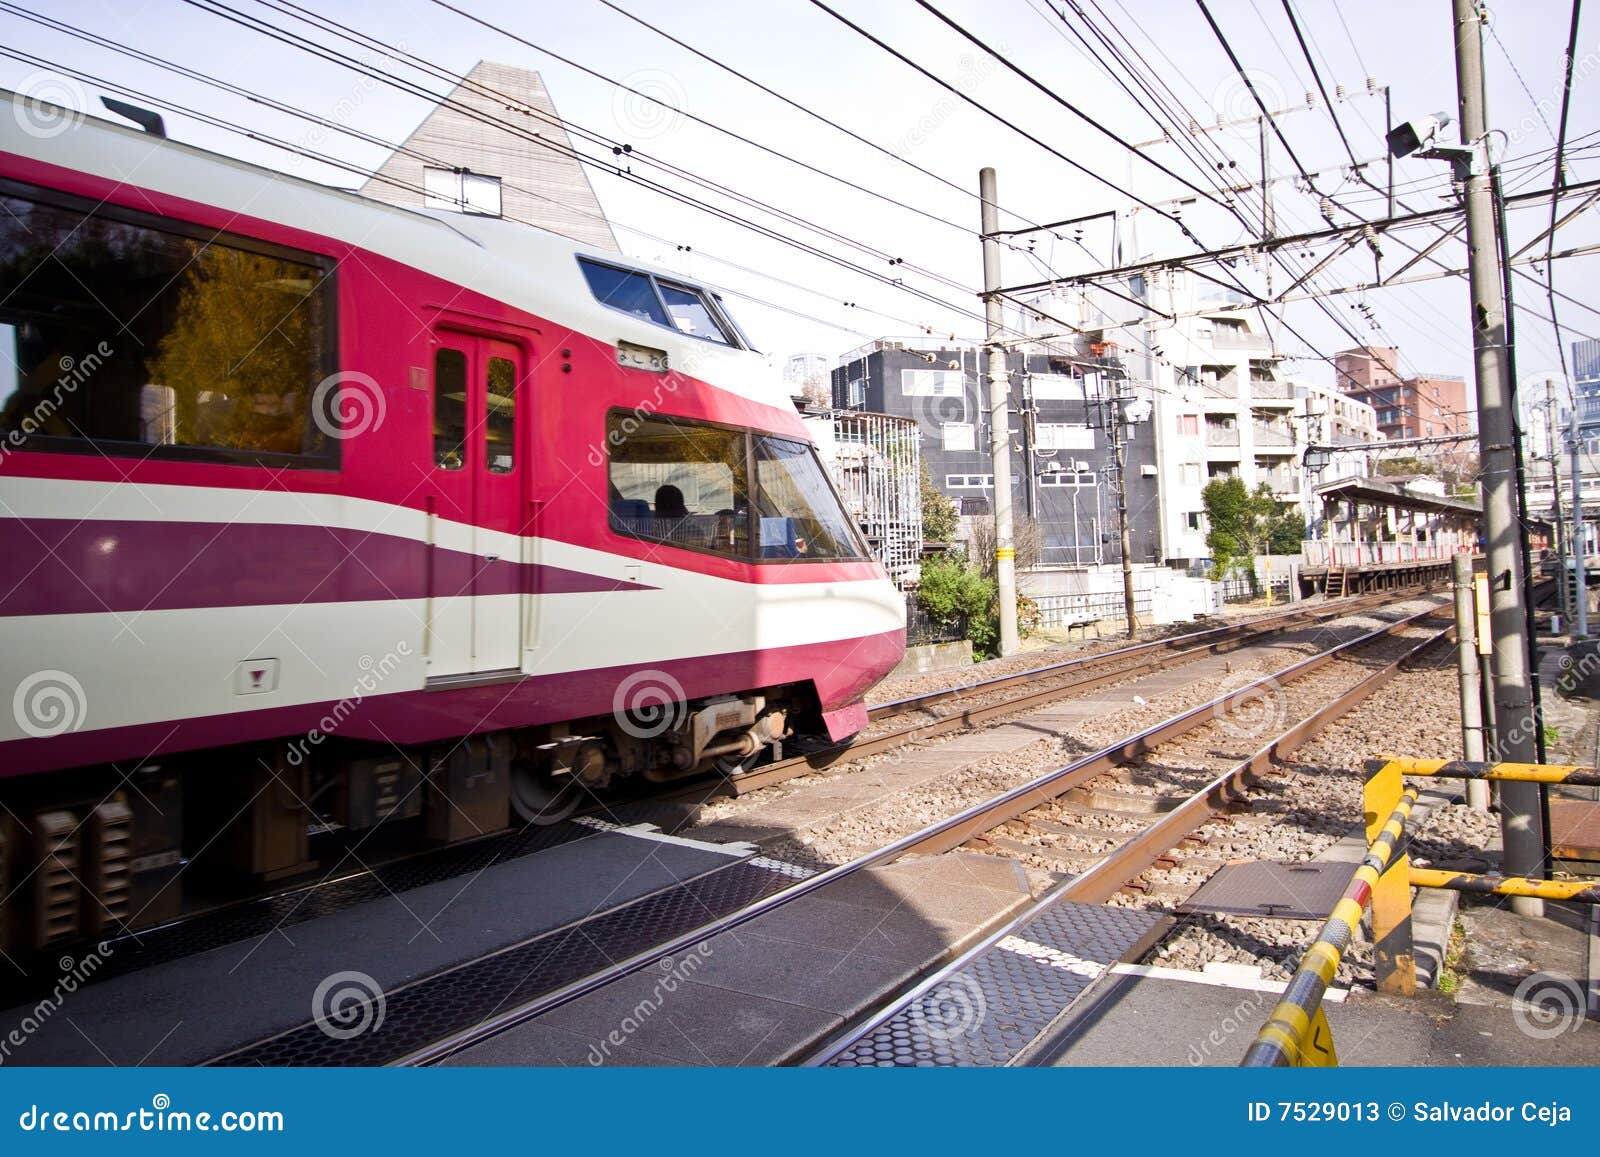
[
  {"xmin": 1202, "ymin": 477, "xmax": 1300, "ymax": 580},
  {"xmin": 919, "ymin": 461, "xmax": 959, "ymax": 543},
  {"xmin": 966, "ymin": 511, "xmax": 1043, "ymax": 579},
  {"xmin": 915, "ymin": 550, "xmax": 997, "ymax": 655}
]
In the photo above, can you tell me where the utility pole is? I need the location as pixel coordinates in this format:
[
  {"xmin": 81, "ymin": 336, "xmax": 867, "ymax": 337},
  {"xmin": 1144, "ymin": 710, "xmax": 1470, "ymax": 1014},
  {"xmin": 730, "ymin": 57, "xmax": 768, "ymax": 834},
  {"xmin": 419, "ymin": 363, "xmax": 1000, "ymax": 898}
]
[
  {"xmin": 1104, "ymin": 375, "xmax": 1138, "ymax": 636},
  {"xmin": 1574, "ymin": 404, "xmax": 1590, "ymax": 636},
  {"xmin": 1453, "ymin": 0, "xmax": 1544, "ymax": 912},
  {"xmin": 979, "ymin": 167, "xmax": 1020, "ymax": 657},
  {"xmin": 1452, "ymin": 554, "xmax": 1490, "ymax": 809},
  {"xmin": 1546, "ymin": 377, "xmax": 1570, "ymax": 623}
]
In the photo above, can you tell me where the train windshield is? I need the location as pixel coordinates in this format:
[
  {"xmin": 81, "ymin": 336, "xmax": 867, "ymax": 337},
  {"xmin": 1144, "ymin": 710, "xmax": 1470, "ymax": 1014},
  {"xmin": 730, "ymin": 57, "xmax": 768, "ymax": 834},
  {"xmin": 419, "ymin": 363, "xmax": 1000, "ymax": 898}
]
[{"xmin": 606, "ymin": 412, "xmax": 864, "ymax": 561}]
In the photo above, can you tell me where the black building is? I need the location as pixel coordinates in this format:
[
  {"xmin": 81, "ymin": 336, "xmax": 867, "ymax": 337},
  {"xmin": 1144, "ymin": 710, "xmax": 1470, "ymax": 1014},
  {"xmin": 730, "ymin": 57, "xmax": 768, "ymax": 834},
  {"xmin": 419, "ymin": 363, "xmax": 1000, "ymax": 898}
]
[{"xmin": 832, "ymin": 341, "xmax": 1161, "ymax": 568}]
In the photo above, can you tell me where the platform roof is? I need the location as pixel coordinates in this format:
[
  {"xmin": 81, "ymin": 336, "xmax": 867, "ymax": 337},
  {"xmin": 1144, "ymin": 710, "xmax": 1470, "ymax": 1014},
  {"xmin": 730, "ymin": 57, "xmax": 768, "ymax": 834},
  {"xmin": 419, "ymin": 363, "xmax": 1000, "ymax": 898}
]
[{"xmin": 1314, "ymin": 476, "xmax": 1481, "ymax": 517}]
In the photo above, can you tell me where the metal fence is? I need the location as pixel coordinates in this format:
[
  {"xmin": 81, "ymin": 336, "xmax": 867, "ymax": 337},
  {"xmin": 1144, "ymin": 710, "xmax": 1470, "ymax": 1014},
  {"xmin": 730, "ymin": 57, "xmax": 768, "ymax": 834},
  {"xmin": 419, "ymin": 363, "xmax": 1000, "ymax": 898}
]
[
  {"xmin": 1032, "ymin": 590, "xmax": 1154, "ymax": 628},
  {"xmin": 1219, "ymin": 575, "xmax": 1293, "ymax": 603},
  {"xmin": 905, "ymin": 598, "xmax": 967, "ymax": 647}
]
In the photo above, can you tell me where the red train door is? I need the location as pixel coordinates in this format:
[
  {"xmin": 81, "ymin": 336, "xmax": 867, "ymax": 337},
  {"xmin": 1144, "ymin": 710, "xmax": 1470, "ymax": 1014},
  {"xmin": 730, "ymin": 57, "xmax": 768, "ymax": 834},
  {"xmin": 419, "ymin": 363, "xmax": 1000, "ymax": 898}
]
[{"xmin": 427, "ymin": 333, "xmax": 526, "ymax": 679}]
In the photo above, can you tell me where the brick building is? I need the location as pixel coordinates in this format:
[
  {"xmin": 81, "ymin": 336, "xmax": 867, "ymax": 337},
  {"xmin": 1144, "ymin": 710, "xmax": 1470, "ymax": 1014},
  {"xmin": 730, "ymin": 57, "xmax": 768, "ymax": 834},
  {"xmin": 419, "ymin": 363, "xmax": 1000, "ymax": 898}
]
[{"xmin": 1332, "ymin": 346, "xmax": 1472, "ymax": 441}]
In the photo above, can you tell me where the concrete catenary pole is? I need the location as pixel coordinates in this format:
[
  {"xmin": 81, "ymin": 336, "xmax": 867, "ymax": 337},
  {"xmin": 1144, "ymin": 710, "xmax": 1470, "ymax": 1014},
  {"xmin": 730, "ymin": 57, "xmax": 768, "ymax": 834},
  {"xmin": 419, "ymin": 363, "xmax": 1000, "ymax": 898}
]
[
  {"xmin": 1453, "ymin": 0, "xmax": 1545, "ymax": 912},
  {"xmin": 1574, "ymin": 404, "xmax": 1590, "ymax": 637},
  {"xmin": 1452, "ymin": 554, "xmax": 1490, "ymax": 809},
  {"xmin": 1108, "ymin": 379, "xmax": 1138, "ymax": 636},
  {"xmin": 979, "ymin": 167, "xmax": 1020, "ymax": 656}
]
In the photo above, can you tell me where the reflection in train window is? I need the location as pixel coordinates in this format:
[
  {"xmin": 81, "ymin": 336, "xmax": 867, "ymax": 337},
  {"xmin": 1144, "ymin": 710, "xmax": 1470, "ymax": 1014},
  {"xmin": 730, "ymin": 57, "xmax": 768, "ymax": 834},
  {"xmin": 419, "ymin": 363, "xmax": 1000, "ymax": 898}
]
[
  {"xmin": 485, "ymin": 356, "xmax": 516, "ymax": 474},
  {"xmin": 0, "ymin": 184, "xmax": 334, "ymax": 465},
  {"xmin": 433, "ymin": 348, "xmax": 467, "ymax": 471},
  {"xmin": 606, "ymin": 412, "xmax": 751, "ymax": 560}
]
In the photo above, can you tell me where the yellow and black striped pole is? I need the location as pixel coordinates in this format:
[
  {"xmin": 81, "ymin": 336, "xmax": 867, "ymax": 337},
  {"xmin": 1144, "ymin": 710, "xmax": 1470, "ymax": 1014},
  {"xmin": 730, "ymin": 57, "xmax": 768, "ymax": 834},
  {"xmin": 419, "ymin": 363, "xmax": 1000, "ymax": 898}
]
[
  {"xmin": 1242, "ymin": 786, "xmax": 1419, "ymax": 1066},
  {"xmin": 1362, "ymin": 757, "xmax": 1600, "ymax": 786}
]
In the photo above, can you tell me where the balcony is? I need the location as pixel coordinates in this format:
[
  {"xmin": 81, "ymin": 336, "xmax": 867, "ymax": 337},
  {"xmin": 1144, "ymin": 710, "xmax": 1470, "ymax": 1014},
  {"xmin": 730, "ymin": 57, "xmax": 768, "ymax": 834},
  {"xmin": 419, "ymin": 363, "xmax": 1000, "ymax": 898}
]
[
  {"xmin": 1252, "ymin": 423, "xmax": 1296, "ymax": 453},
  {"xmin": 1247, "ymin": 380, "xmax": 1296, "ymax": 406},
  {"xmin": 1209, "ymin": 328, "xmax": 1271, "ymax": 352}
]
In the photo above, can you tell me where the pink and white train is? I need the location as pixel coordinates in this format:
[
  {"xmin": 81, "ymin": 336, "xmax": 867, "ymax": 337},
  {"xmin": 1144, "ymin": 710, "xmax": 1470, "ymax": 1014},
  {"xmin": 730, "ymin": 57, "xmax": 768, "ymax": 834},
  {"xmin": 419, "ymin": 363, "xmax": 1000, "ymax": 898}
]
[{"xmin": 0, "ymin": 98, "xmax": 903, "ymax": 948}]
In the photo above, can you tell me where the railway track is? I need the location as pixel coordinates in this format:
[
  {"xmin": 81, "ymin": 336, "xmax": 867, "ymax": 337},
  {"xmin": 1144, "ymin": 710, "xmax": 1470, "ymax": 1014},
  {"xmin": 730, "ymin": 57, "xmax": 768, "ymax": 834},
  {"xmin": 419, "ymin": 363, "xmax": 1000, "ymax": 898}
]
[
  {"xmin": 384, "ymin": 600, "xmax": 1452, "ymax": 1067},
  {"xmin": 687, "ymin": 588, "xmax": 1425, "ymax": 799},
  {"xmin": 64, "ymin": 589, "xmax": 1415, "ymax": 984}
]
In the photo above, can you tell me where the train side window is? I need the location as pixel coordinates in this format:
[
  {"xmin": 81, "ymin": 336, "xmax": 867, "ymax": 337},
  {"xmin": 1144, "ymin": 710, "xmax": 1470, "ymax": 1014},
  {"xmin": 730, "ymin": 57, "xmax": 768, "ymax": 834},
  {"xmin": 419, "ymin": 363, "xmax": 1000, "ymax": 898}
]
[
  {"xmin": 484, "ymin": 355, "xmax": 515, "ymax": 474},
  {"xmin": 753, "ymin": 435, "xmax": 867, "ymax": 560},
  {"xmin": 657, "ymin": 281, "xmax": 732, "ymax": 345},
  {"xmin": 0, "ymin": 184, "xmax": 336, "ymax": 467},
  {"xmin": 605, "ymin": 412, "xmax": 751, "ymax": 559},
  {"xmin": 578, "ymin": 259, "xmax": 669, "ymax": 327},
  {"xmin": 433, "ymin": 348, "xmax": 467, "ymax": 470}
]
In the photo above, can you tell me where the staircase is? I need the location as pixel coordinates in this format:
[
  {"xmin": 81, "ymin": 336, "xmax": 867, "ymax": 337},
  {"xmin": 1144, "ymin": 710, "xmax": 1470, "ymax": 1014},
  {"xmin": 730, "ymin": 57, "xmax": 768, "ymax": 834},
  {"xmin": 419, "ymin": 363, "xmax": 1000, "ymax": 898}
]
[{"xmin": 1325, "ymin": 567, "xmax": 1348, "ymax": 598}]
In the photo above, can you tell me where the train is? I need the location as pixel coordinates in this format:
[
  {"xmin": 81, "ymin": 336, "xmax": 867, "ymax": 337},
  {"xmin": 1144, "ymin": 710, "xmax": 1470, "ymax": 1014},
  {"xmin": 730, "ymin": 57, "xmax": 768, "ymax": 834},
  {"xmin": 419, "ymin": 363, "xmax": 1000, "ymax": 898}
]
[{"xmin": 0, "ymin": 95, "xmax": 905, "ymax": 954}]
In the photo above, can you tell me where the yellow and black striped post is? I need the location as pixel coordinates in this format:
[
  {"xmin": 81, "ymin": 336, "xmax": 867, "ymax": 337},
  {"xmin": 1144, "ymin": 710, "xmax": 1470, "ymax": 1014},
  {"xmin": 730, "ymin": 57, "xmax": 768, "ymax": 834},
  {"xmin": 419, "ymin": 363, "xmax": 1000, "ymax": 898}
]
[
  {"xmin": 1242, "ymin": 787, "xmax": 1420, "ymax": 1066},
  {"xmin": 1363, "ymin": 758, "xmax": 1417, "ymax": 996},
  {"xmin": 1362, "ymin": 757, "xmax": 1600, "ymax": 787}
]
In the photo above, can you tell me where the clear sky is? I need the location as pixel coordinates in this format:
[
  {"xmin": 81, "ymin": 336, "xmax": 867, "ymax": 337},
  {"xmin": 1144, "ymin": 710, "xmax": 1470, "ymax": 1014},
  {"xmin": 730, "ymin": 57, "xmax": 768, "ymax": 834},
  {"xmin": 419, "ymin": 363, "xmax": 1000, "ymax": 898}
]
[{"xmin": 5, "ymin": 0, "xmax": 1597, "ymax": 397}]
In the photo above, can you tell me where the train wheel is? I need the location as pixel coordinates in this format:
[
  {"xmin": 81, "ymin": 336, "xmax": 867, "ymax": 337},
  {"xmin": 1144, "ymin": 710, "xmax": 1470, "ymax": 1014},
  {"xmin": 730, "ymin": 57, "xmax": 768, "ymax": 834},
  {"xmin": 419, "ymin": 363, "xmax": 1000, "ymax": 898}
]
[{"xmin": 510, "ymin": 761, "xmax": 581, "ymax": 826}]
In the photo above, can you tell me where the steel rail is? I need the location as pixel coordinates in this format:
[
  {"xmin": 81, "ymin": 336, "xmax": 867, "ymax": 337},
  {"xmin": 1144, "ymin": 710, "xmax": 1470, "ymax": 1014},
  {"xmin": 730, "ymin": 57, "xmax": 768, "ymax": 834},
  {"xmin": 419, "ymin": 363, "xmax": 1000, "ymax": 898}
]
[
  {"xmin": 397, "ymin": 605, "xmax": 1446, "ymax": 1066},
  {"xmin": 803, "ymin": 622, "xmax": 1452, "ymax": 1067},
  {"xmin": 705, "ymin": 591, "xmax": 1417, "ymax": 798}
]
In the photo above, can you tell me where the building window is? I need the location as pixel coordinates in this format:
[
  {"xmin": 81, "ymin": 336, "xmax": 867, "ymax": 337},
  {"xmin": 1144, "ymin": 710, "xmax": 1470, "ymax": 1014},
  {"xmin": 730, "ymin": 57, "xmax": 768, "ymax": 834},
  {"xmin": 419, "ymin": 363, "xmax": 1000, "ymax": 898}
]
[
  {"xmin": 901, "ymin": 369, "xmax": 964, "ymax": 397},
  {"xmin": 0, "ymin": 183, "xmax": 336, "ymax": 466},
  {"xmin": 423, "ymin": 167, "xmax": 502, "ymax": 216},
  {"xmin": 1185, "ymin": 512, "xmax": 1203, "ymax": 531},
  {"xmin": 1180, "ymin": 463, "xmax": 1202, "ymax": 486},
  {"xmin": 945, "ymin": 473, "xmax": 993, "ymax": 488},
  {"xmin": 960, "ymin": 496, "xmax": 991, "ymax": 515},
  {"xmin": 1036, "ymin": 423, "xmax": 1094, "ymax": 451},
  {"xmin": 845, "ymin": 377, "xmax": 866, "ymax": 407},
  {"xmin": 1179, "ymin": 414, "xmax": 1200, "ymax": 437},
  {"xmin": 1030, "ymin": 373, "xmax": 1082, "ymax": 401},
  {"xmin": 941, "ymin": 422, "xmax": 976, "ymax": 451}
]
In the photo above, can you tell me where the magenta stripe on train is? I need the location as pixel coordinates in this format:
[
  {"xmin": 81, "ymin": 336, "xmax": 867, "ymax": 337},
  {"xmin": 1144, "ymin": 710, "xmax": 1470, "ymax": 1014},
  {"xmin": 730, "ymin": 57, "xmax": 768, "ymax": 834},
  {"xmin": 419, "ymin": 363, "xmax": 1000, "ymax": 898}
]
[{"xmin": 0, "ymin": 518, "xmax": 654, "ymax": 615}]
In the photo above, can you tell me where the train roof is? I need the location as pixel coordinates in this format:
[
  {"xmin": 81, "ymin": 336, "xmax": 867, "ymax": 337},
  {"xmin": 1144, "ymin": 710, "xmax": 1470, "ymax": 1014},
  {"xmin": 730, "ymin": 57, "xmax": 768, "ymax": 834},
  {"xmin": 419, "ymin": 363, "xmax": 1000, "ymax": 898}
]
[{"xmin": 0, "ymin": 92, "xmax": 776, "ymax": 404}]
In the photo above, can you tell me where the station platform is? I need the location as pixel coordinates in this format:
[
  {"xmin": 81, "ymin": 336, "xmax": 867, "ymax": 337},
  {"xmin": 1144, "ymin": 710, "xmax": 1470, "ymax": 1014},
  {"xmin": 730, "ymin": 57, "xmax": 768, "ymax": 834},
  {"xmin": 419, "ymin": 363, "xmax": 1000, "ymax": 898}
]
[
  {"xmin": 1043, "ymin": 900, "xmax": 1600, "ymax": 1066},
  {"xmin": 1300, "ymin": 558, "xmax": 1456, "ymax": 598}
]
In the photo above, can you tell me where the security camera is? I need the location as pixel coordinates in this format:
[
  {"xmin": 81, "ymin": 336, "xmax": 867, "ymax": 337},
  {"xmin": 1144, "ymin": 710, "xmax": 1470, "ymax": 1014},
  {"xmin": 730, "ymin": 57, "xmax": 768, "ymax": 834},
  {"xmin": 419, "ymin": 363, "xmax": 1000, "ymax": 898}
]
[{"xmin": 1387, "ymin": 112, "xmax": 1452, "ymax": 158}]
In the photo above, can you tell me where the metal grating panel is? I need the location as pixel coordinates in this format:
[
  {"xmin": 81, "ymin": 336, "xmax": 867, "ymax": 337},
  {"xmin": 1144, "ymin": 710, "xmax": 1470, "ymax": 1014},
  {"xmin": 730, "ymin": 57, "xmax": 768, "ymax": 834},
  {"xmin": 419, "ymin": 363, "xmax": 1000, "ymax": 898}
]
[
  {"xmin": 828, "ymin": 901, "xmax": 1163, "ymax": 1067},
  {"xmin": 1177, "ymin": 860, "xmax": 1355, "ymax": 920},
  {"xmin": 208, "ymin": 856, "xmax": 807, "ymax": 1066}
]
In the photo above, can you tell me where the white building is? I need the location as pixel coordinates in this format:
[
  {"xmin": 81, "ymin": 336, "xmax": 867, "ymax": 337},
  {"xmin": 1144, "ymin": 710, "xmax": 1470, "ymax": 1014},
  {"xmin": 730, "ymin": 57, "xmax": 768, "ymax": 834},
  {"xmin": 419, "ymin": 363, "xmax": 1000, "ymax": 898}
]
[
  {"xmin": 1292, "ymin": 377, "xmax": 1382, "ymax": 536},
  {"xmin": 1025, "ymin": 272, "xmax": 1304, "ymax": 567}
]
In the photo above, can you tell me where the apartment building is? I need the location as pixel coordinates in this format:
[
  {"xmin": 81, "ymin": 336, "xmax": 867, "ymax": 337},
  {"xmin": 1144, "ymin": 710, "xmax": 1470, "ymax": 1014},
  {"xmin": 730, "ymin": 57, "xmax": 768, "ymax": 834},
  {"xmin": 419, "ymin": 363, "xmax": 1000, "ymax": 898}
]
[
  {"xmin": 1333, "ymin": 346, "xmax": 1471, "ymax": 441},
  {"xmin": 830, "ymin": 340, "xmax": 1161, "ymax": 568}
]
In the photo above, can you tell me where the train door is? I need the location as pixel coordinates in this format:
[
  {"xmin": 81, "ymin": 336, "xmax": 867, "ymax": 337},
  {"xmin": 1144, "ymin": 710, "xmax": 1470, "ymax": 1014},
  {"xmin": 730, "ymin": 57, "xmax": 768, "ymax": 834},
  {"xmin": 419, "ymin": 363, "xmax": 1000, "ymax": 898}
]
[{"xmin": 427, "ymin": 334, "xmax": 526, "ymax": 679}]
